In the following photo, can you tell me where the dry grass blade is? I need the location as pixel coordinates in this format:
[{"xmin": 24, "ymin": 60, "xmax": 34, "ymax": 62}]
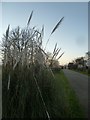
[
  {"xmin": 44, "ymin": 17, "xmax": 64, "ymax": 51},
  {"xmin": 41, "ymin": 25, "xmax": 44, "ymax": 37},
  {"xmin": 38, "ymin": 25, "xmax": 44, "ymax": 45},
  {"xmin": 53, "ymin": 43, "xmax": 57, "ymax": 54},
  {"xmin": 38, "ymin": 46, "xmax": 49, "ymax": 57},
  {"xmin": 6, "ymin": 25, "xmax": 10, "ymax": 40},
  {"xmin": 52, "ymin": 48, "xmax": 59, "ymax": 60},
  {"xmin": 7, "ymin": 74, "xmax": 10, "ymax": 90},
  {"xmin": 54, "ymin": 48, "xmax": 61, "ymax": 59},
  {"xmin": 44, "ymin": 34, "xmax": 51, "ymax": 51},
  {"xmin": 51, "ymin": 17, "xmax": 64, "ymax": 35},
  {"xmin": 27, "ymin": 11, "xmax": 33, "ymax": 26},
  {"xmin": 53, "ymin": 48, "xmax": 61, "ymax": 59},
  {"xmin": 49, "ymin": 48, "xmax": 59, "ymax": 66},
  {"xmin": 57, "ymin": 52, "xmax": 64, "ymax": 60},
  {"xmin": 33, "ymin": 75, "xmax": 50, "ymax": 120},
  {"xmin": 32, "ymin": 26, "xmax": 36, "ymax": 29}
]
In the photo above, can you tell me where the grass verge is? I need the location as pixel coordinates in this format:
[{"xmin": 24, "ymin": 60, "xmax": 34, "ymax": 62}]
[
  {"xmin": 53, "ymin": 70, "xmax": 85, "ymax": 118},
  {"xmin": 71, "ymin": 69, "xmax": 90, "ymax": 76}
]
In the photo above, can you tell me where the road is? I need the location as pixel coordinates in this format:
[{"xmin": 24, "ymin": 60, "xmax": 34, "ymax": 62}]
[
  {"xmin": 0, "ymin": 66, "xmax": 2, "ymax": 120},
  {"xmin": 63, "ymin": 69, "xmax": 88, "ymax": 118}
]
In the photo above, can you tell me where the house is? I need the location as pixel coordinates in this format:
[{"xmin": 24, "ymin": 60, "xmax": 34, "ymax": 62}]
[
  {"xmin": 84, "ymin": 51, "xmax": 90, "ymax": 68},
  {"xmin": 68, "ymin": 62, "xmax": 74, "ymax": 69},
  {"xmin": 86, "ymin": 59, "xmax": 90, "ymax": 68}
]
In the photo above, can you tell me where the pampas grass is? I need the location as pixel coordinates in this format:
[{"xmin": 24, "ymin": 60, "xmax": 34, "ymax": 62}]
[{"xmin": 2, "ymin": 11, "xmax": 64, "ymax": 119}]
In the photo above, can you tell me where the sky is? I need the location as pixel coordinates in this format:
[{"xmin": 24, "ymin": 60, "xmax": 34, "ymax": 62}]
[{"xmin": 0, "ymin": 2, "xmax": 88, "ymax": 65}]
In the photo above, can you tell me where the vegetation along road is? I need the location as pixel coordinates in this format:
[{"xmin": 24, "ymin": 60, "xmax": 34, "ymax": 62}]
[{"xmin": 63, "ymin": 69, "xmax": 88, "ymax": 117}]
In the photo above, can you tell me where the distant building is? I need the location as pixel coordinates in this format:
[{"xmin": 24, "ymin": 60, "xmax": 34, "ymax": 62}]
[
  {"xmin": 68, "ymin": 62, "xmax": 74, "ymax": 69},
  {"xmin": 86, "ymin": 59, "xmax": 90, "ymax": 68},
  {"xmin": 84, "ymin": 51, "xmax": 90, "ymax": 68},
  {"xmin": 78, "ymin": 64, "xmax": 83, "ymax": 69}
]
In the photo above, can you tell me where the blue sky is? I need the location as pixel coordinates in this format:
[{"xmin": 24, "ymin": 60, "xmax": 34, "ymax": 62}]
[{"xmin": 0, "ymin": 2, "xmax": 88, "ymax": 65}]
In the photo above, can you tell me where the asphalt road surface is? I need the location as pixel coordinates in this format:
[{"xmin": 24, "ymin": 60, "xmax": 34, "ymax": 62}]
[
  {"xmin": 63, "ymin": 69, "xmax": 88, "ymax": 118},
  {"xmin": 0, "ymin": 66, "xmax": 2, "ymax": 119}
]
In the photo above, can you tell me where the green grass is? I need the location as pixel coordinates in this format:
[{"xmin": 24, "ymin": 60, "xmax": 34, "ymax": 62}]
[
  {"xmin": 71, "ymin": 69, "xmax": 90, "ymax": 76},
  {"xmin": 78, "ymin": 71, "xmax": 90, "ymax": 76},
  {"xmin": 53, "ymin": 70, "xmax": 85, "ymax": 118}
]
